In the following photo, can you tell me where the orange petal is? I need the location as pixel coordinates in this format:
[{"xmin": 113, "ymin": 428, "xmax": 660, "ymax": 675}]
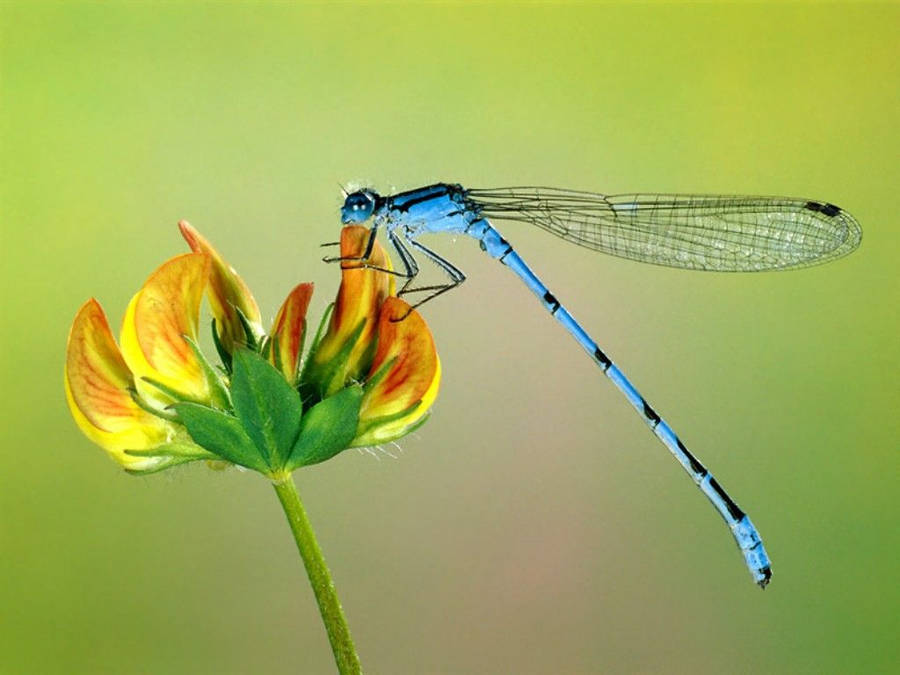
[
  {"xmin": 353, "ymin": 297, "xmax": 440, "ymax": 445},
  {"xmin": 309, "ymin": 226, "xmax": 395, "ymax": 394},
  {"xmin": 179, "ymin": 220, "xmax": 262, "ymax": 353},
  {"xmin": 120, "ymin": 253, "xmax": 211, "ymax": 404},
  {"xmin": 64, "ymin": 299, "xmax": 171, "ymax": 468},
  {"xmin": 268, "ymin": 282, "xmax": 314, "ymax": 385}
]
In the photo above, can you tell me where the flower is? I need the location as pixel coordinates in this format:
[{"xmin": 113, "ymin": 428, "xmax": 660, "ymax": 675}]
[
  {"xmin": 352, "ymin": 296, "xmax": 440, "ymax": 446},
  {"xmin": 65, "ymin": 222, "xmax": 440, "ymax": 476},
  {"xmin": 64, "ymin": 299, "xmax": 174, "ymax": 471},
  {"xmin": 301, "ymin": 225, "xmax": 440, "ymax": 446},
  {"xmin": 268, "ymin": 282, "xmax": 314, "ymax": 387},
  {"xmin": 64, "ymin": 251, "xmax": 226, "ymax": 472},
  {"xmin": 119, "ymin": 252, "xmax": 215, "ymax": 405},
  {"xmin": 179, "ymin": 220, "xmax": 263, "ymax": 357},
  {"xmin": 303, "ymin": 226, "xmax": 395, "ymax": 398}
]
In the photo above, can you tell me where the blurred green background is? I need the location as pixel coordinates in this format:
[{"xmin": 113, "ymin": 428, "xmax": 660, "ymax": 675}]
[{"xmin": 2, "ymin": 3, "xmax": 897, "ymax": 673}]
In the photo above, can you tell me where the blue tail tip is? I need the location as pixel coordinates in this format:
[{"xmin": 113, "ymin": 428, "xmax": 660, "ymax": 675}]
[{"xmin": 756, "ymin": 566, "xmax": 773, "ymax": 589}]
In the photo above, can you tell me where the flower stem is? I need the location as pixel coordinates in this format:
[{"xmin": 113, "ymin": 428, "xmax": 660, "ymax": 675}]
[{"xmin": 271, "ymin": 474, "xmax": 361, "ymax": 674}]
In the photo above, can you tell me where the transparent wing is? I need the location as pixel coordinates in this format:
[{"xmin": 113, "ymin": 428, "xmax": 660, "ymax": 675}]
[{"xmin": 465, "ymin": 187, "xmax": 862, "ymax": 271}]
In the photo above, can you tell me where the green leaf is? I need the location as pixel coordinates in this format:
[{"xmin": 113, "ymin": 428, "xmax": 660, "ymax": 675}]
[
  {"xmin": 174, "ymin": 402, "xmax": 268, "ymax": 473},
  {"xmin": 230, "ymin": 348, "xmax": 303, "ymax": 469},
  {"xmin": 288, "ymin": 385, "xmax": 363, "ymax": 469}
]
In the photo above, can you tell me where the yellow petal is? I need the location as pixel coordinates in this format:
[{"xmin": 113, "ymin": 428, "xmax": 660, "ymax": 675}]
[
  {"xmin": 268, "ymin": 282, "xmax": 314, "ymax": 385},
  {"xmin": 179, "ymin": 220, "xmax": 262, "ymax": 353},
  {"xmin": 352, "ymin": 297, "xmax": 440, "ymax": 446},
  {"xmin": 64, "ymin": 299, "xmax": 171, "ymax": 469},
  {"xmin": 309, "ymin": 226, "xmax": 395, "ymax": 394},
  {"xmin": 120, "ymin": 253, "xmax": 211, "ymax": 404}
]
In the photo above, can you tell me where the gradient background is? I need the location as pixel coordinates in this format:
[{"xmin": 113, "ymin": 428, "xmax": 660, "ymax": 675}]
[{"xmin": 2, "ymin": 3, "xmax": 897, "ymax": 674}]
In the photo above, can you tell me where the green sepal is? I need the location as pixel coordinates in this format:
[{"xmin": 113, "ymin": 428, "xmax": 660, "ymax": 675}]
[
  {"xmin": 306, "ymin": 302, "xmax": 335, "ymax": 357},
  {"xmin": 350, "ymin": 409, "xmax": 432, "ymax": 449},
  {"xmin": 229, "ymin": 348, "xmax": 303, "ymax": 469},
  {"xmin": 295, "ymin": 317, "xmax": 309, "ymax": 383},
  {"xmin": 299, "ymin": 318, "xmax": 367, "ymax": 403},
  {"xmin": 233, "ymin": 306, "xmax": 260, "ymax": 351},
  {"xmin": 400, "ymin": 409, "xmax": 431, "ymax": 437},
  {"xmin": 297, "ymin": 303, "xmax": 333, "ymax": 397},
  {"xmin": 140, "ymin": 352, "xmax": 229, "ymax": 413},
  {"xmin": 127, "ymin": 387, "xmax": 178, "ymax": 422},
  {"xmin": 173, "ymin": 401, "xmax": 268, "ymax": 473},
  {"xmin": 362, "ymin": 356, "xmax": 397, "ymax": 394},
  {"xmin": 183, "ymin": 335, "xmax": 231, "ymax": 410},
  {"xmin": 140, "ymin": 377, "xmax": 198, "ymax": 406},
  {"xmin": 211, "ymin": 318, "xmax": 232, "ymax": 373},
  {"xmin": 287, "ymin": 384, "xmax": 363, "ymax": 469},
  {"xmin": 352, "ymin": 399, "xmax": 422, "ymax": 444},
  {"xmin": 122, "ymin": 442, "xmax": 218, "ymax": 475}
]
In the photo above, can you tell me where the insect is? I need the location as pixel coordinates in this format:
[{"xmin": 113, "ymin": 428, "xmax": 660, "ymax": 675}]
[{"xmin": 332, "ymin": 182, "xmax": 862, "ymax": 587}]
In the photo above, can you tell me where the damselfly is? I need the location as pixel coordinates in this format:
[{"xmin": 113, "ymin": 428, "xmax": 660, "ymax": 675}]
[{"xmin": 333, "ymin": 183, "xmax": 863, "ymax": 588}]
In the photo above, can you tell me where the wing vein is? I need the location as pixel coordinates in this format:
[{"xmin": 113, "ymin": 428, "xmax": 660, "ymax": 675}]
[{"xmin": 466, "ymin": 187, "xmax": 861, "ymax": 271}]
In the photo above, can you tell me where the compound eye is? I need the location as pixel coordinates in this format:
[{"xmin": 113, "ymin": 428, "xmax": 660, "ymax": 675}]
[
  {"xmin": 348, "ymin": 194, "xmax": 368, "ymax": 210},
  {"xmin": 341, "ymin": 191, "xmax": 376, "ymax": 224}
]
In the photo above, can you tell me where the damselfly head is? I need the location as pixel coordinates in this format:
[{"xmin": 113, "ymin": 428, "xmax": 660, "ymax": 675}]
[{"xmin": 341, "ymin": 189, "xmax": 378, "ymax": 224}]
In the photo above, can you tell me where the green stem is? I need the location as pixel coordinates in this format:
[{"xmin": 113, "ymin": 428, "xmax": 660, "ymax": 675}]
[{"xmin": 272, "ymin": 474, "xmax": 361, "ymax": 674}]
